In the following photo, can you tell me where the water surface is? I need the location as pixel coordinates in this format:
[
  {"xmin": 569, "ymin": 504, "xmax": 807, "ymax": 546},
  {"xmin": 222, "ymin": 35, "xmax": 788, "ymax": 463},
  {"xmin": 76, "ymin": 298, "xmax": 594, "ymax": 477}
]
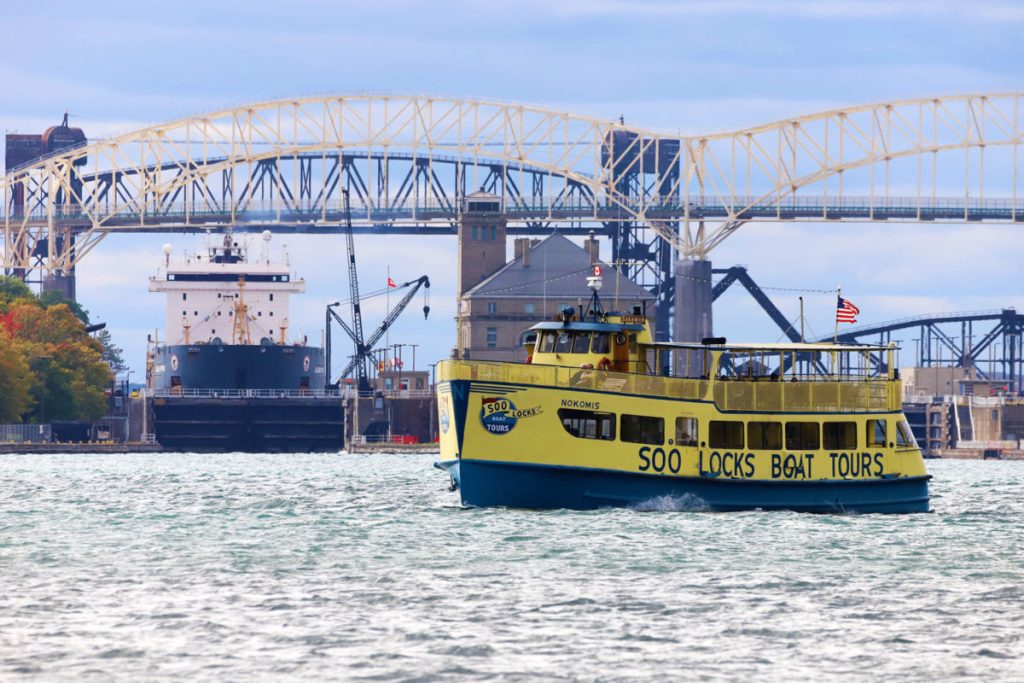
[{"xmin": 1, "ymin": 455, "xmax": 1021, "ymax": 680}]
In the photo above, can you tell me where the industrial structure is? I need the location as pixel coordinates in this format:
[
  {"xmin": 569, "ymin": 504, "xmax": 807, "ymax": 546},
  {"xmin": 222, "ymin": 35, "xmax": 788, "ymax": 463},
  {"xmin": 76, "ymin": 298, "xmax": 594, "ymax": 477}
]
[{"xmin": 3, "ymin": 94, "xmax": 1023, "ymax": 452}]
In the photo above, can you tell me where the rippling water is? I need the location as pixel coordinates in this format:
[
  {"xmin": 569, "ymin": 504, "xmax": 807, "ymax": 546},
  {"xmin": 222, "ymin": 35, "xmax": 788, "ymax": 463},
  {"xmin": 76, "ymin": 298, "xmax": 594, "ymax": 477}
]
[{"xmin": 1, "ymin": 455, "xmax": 1021, "ymax": 681}]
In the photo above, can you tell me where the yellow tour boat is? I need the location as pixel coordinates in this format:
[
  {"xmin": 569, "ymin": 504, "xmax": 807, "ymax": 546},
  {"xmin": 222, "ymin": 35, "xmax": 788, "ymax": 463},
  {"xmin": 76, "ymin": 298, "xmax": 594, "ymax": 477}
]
[{"xmin": 435, "ymin": 274, "xmax": 930, "ymax": 513}]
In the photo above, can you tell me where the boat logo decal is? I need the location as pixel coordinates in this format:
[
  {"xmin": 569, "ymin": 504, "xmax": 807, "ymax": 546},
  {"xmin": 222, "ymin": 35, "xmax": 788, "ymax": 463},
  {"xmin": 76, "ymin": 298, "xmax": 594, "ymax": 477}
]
[
  {"xmin": 303, "ymin": 355, "xmax": 311, "ymax": 372},
  {"xmin": 440, "ymin": 396, "xmax": 451, "ymax": 434},
  {"xmin": 170, "ymin": 354, "xmax": 179, "ymax": 371},
  {"xmin": 479, "ymin": 397, "xmax": 541, "ymax": 435}
]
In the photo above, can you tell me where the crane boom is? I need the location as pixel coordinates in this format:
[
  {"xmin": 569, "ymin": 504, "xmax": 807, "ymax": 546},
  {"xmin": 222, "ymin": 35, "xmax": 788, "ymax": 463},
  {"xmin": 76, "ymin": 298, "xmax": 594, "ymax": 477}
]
[
  {"xmin": 342, "ymin": 189, "xmax": 370, "ymax": 389},
  {"xmin": 334, "ymin": 276, "xmax": 431, "ymax": 383}
]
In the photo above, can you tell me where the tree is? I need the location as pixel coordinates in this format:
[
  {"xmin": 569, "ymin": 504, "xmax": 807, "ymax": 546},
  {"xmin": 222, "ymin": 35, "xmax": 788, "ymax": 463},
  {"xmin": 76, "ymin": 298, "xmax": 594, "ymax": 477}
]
[
  {"xmin": 0, "ymin": 330, "xmax": 32, "ymax": 422},
  {"xmin": 38, "ymin": 289, "xmax": 90, "ymax": 324},
  {"xmin": 7, "ymin": 301, "xmax": 112, "ymax": 423},
  {"xmin": 96, "ymin": 329, "xmax": 128, "ymax": 374}
]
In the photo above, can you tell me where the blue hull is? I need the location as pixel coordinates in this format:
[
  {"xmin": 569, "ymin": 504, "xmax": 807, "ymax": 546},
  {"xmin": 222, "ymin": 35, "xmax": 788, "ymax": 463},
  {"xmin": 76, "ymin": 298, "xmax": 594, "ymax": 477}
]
[{"xmin": 435, "ymin": 459, "xmax": 931, "ymax": 513}]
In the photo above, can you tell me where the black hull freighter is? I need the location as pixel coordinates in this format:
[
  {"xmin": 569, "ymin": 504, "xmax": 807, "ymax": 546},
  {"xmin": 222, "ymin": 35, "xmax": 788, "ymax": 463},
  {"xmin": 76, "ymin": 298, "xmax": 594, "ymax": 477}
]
[
  {"xmin": 435, "ymin": 270, "xmax": 930, "ymax": 513},
  {"xmin": 146, "ymin": 232, "xmax": 342, "ymax": 452}
]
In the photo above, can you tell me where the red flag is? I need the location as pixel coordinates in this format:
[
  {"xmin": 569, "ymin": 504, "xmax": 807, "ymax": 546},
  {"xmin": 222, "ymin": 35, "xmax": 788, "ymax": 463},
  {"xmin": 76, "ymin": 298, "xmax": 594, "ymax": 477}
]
[
  {"xmin": 836, "ymin": 296, "xmax": 860, "ymax": 324},
  {"xmin": 387, "ymin": 277, "xmax": 396, "ymax": 288}
]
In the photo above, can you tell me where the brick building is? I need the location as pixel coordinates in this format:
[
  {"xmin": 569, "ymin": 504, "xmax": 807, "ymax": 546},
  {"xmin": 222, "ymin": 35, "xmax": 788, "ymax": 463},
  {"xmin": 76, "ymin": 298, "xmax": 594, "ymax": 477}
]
[{"xmin": 456, "ymin": 223, "xmax": 653, "ymax": 362}]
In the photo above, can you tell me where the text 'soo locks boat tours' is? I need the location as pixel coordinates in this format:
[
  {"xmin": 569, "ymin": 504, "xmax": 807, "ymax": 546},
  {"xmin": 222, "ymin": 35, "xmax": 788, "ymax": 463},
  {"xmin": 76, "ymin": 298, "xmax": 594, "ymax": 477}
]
[{"xmin": 435, "ymin": 271, "xmax": 930, "ymax": 513}]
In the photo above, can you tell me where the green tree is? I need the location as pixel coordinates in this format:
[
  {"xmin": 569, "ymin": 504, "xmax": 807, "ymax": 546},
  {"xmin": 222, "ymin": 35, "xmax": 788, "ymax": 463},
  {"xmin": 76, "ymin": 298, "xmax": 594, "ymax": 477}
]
[
  {"xmin": 0, "ymin": 331, "xmax": 32, "ymax": 422},
  {"xmin": 38, "ymin": 289, "xmax": 90, "ymax": 324},
  {"xmin": 96, "ymin": 329, "xmax": 128, "ymax": 374},
  {"xmin": 0, "ymin": 275, "xmax": 34, "ymax": 312},
  {"xmin": 7, "ymin": 301, "xmax": 112, "ymax": 422}
]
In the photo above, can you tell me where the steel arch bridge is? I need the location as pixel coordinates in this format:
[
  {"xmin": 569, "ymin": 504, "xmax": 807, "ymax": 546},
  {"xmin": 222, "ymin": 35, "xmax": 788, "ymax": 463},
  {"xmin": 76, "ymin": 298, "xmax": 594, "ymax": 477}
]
[{"xmin": 4, "ymin": 93, "xmax": 1024, "ymax": 336}]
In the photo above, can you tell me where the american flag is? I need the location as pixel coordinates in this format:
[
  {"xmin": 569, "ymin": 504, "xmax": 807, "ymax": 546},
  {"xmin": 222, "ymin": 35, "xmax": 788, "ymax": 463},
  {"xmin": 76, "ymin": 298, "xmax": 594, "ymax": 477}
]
[{"xmin": 836, "ymin": 296, "xmax": 860, "ymax": 324}]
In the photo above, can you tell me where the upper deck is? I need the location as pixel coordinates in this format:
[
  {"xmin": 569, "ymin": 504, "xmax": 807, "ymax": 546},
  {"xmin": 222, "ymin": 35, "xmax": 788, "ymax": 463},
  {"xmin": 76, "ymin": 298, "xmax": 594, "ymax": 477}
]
[{"xmin": 441, "ymin": 310, "xmax": 903, "ymax": 414}]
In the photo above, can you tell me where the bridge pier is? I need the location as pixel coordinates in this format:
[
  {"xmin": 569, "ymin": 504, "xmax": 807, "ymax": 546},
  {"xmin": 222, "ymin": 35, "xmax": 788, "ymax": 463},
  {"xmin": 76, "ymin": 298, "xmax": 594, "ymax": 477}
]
[{"xmin": 673, "ymin": 258, "xmax": 713, "ymax": 343}]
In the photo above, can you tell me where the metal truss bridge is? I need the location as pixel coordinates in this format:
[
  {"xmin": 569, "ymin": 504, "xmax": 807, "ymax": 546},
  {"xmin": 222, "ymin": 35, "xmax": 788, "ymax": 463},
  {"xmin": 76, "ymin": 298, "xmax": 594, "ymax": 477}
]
[
  {"xmin": 4, "ymin": 93, "xmax": 1024, "ymax": 338},
  {"xmin": 714, "ymin": 267, "xmax": 1023, "ymax": 389}
]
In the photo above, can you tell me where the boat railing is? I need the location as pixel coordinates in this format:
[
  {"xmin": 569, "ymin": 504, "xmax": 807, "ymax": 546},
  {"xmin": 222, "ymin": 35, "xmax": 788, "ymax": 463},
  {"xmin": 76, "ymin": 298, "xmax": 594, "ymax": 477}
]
[{"xmin": 437, "ymin": 360, "xmax": 902, "ymax": 413}]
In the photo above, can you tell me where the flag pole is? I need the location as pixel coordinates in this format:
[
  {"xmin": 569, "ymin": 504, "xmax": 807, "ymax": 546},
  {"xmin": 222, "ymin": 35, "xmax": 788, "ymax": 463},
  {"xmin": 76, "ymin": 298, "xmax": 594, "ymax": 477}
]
[{"xmin": 833, "ymin": 286, "xmax": 841, "ymax": 344}]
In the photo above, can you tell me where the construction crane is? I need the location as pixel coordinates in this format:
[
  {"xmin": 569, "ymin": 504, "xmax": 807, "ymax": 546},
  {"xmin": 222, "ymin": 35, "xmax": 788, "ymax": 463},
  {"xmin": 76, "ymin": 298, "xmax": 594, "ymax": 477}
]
[{"xmin": 325, "ymin": 190, "xmax": 430, "ymax": 391}]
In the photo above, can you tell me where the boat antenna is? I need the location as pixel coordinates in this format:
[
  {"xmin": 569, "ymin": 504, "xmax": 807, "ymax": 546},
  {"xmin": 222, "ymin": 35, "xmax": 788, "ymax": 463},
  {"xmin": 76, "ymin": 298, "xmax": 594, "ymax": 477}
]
[{"xmin": 585, "ymin": 265, "xmax": 604, "ymax": 320}]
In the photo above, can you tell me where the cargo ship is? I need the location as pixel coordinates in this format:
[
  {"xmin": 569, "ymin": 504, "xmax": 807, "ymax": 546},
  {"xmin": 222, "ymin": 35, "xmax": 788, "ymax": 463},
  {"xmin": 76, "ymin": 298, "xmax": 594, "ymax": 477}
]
[
  {"xmin": 146, "ymin": 231, "xmax": 343, "ymax": 452},
  {"xmin": 435, "ymin": 270, "xmax": 930, "ymax": 512}
]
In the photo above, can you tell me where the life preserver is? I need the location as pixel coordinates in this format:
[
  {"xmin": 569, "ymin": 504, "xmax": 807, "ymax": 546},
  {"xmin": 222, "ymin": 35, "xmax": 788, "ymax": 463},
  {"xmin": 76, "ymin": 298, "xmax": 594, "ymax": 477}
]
[
  {"xmin": 526, "ymin": 355, "xmax": 533, "ymax": 364},
  {"xmin": 597, "ymin": 357, "xmax": 612, "ymax": 371}
]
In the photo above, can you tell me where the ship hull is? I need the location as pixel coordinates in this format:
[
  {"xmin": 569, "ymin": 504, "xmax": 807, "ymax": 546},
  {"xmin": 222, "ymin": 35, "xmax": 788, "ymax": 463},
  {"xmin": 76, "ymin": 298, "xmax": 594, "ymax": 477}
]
[
  {"xmin": 435, "ymin": 459, "xmax": 930, "ymax": 513},
  {"xmin": 435, "ymin": 374, "xmax": 931, "ymax": 514},
  {"xmin": 150, "ymin": 396, "xmax": 343, "ymax": 453}
]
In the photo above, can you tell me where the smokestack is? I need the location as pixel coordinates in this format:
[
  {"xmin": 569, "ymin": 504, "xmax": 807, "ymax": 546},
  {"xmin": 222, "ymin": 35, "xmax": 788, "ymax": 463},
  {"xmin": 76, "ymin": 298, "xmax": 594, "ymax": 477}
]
[{"xmin": 584, "ymin": 230, "xmax": 599, "ymax": 265}]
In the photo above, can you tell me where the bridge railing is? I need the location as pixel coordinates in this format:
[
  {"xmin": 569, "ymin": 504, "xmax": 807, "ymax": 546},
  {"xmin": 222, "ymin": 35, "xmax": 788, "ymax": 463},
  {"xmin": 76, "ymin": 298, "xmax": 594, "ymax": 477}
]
[{"xmin": 5, "ymin": 195, "xmax": 1024, "ymax": 224}]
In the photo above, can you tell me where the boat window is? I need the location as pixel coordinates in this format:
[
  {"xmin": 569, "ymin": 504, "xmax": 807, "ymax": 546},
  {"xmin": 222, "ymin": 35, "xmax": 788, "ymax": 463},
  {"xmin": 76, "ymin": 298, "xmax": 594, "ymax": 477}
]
[
  {"xmin": 621, "ymin": 414, "xmax": 664, "ymax": 445},
  {"xmin": 896, "ymin": 420, "xmax": 917, "ymax": 448},
  {"xmin": 591, "ymin": 332, "xmax": 610, "ymax": 354},
  {"xmin": 823, "ymin": 422, "xmax": 857, "ymax": 450},
  {"xmin": 785, "ymin": 422, "xmax": 820, "ymax": 450},
  {"xmin": 558, "ymin": 408, "xmax": 616, "ymax": 441},
  {"xmin": 867, "ymin": 419, "xmax": 887, "ymax": 446},
  {"xmin": 709, "ymin": 420, "xmax": 744, "ymax": 449},
  {"xmin": 748, "ymin": 422, "xmax": 782, "ymax": 450},
  {"xmin": 554, "ymin": 332, "xmax": 572, "ymax": 354},
  {"xmin": 538, "ymin": 332, "xmax": 556, "ymax": 353},
  {"xmin": 675, "ymin": 417, "xmax": 698, "ymax": 447},
  {"xmin": 571, "ymin": 332, "xmax": 592, "ymax": 354}
]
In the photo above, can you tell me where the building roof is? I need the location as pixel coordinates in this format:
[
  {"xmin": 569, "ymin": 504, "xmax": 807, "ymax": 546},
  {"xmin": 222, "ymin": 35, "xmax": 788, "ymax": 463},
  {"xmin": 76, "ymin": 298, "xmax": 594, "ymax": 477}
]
[{"xmin": 464, "ymin": 233, "xmax": 652, "ymax": 302}]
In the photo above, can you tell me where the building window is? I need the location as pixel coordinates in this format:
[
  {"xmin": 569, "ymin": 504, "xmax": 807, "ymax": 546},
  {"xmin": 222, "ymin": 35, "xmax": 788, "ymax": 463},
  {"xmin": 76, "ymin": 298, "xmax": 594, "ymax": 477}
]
[
  {"xmin": 490, "ymin": 226, "xmax": 497, "ymax": 240},
  {"xmin": 675, "ymin": 417, "xmax": 698, "ymax": 447},
  {"xmin": 472, "ymin": 226, "xmax": 478, "ymax": 240},
  {"xmin": 709, "ymin": 420, "xmax": 744, "ymax": 449},
  {"xmin": 621, "ymin": 414, "xmax": 664, "ymax": 445},
  {"xmin": 559, "ymin": 408, "xmax": 615, "ymax": 440},
  {"xmin": 486, "ymin": 327, "xmax": 497, "ymax": 348},
  {"xmin": 524, "ymin": 302, "xmax": 535, "ymax": 315},
  {"xmin": 487, "ymin": 302, "xmax": 497, "ymax": 314},
  {"xmin": 269, "ymin": 293, "xmax": 274, "ymax": 301},
  {"xmin": 182, "ymin": 293, "xmax": 187, "ymax": 301}
]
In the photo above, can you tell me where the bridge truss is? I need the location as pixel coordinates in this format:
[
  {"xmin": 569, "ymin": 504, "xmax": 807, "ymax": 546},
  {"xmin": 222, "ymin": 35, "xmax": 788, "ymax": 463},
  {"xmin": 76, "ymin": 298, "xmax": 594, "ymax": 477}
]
[{"xmin": 3, "ymin": 94, "xmax": 1024, "ymax": 339}]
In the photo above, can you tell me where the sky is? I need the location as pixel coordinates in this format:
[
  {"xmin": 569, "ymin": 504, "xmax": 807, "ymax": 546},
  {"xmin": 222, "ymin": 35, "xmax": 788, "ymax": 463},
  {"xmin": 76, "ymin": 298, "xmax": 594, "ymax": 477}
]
[{"xmin": 2, "ymin": 0, "xmax": 1022, "ymax": 376}]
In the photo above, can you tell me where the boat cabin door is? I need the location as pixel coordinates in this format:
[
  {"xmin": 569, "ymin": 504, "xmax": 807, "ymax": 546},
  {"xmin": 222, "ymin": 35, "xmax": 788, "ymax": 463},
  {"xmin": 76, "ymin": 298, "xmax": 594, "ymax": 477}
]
[{"xmin": 611, "ymin": 331, "xmax": 631, "ymax": 372}]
